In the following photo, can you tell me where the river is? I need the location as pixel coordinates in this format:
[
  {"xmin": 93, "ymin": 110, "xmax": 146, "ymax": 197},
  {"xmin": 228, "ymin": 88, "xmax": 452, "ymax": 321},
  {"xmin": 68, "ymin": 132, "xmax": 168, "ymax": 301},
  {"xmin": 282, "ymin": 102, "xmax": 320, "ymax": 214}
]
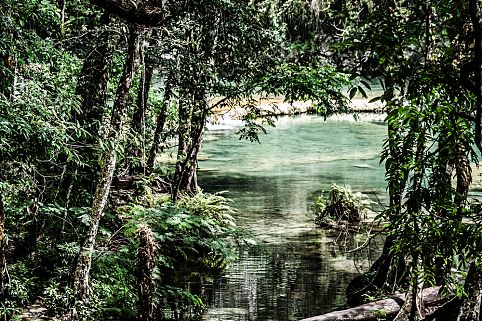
[{"xmin": 197, "ymin": 114, "xmax": 388, "ymax": 321}]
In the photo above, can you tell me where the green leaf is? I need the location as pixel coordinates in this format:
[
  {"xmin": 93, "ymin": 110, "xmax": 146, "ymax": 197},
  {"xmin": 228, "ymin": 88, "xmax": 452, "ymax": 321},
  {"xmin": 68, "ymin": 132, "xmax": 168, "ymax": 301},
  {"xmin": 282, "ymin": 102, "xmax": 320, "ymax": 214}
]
[
  {"xmin": 349, "ymin": 87, "xmax": 357, "ymax": 100},
  {"xmin": 357, "ymin": 86, "xmax": 367, "ymax": 99}
]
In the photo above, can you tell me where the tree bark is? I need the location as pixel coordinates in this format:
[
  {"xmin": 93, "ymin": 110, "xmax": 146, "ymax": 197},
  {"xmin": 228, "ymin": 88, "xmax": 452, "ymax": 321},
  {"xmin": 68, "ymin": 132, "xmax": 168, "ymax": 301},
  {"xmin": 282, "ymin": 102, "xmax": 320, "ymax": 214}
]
[
  {"xmin": 347, "ymin": 78, "xmax": 407, "ymax": 306},
  {"xmin": 469, "ymin": 0, "xmax": 482, "ymax": 152},
  {"xmin": 75, "ymin": 13, "xmax": 117, "ymax": 139},
  {"xmin": 71, "ymin": 24, "xmax": 141, "ymax": 312},
  {"xmin": 171, "ymin": 96, "xmax": 208, "ymax": 200},
  {"xmin": 89, "ymin": 0, "xmax": 164, "ymax": 26},
  {"xmin": 456, "ymin": 262, "xmax": 482, "ymax": 321},
  {"xmin": 300, "ymin": 287, "xmax": 445, "ymax": 321},
  {"xmin": 146, "ymin": 74, "xmax": 172, "ymax": 172},
  {"xmin": 0, "ymin": 194, "xmax": 7, "ymax": 298},
  {"xmin": 67, "ymin": 14, "xmax": 118, "ymax": 202},
  {"xmin": 0, "ymin": 54, "xmax": 16, "ymax": 100},
  {"xmin": 137, "ymin": 226, "xmax": 156, "ymax": 321},
  {"xmin": 128, "ymin": 37, "xmax": 153, "ymax": 175},
  {"xmin": 171, "ymin": 96, "xmax": 192, "ymax": 200}
]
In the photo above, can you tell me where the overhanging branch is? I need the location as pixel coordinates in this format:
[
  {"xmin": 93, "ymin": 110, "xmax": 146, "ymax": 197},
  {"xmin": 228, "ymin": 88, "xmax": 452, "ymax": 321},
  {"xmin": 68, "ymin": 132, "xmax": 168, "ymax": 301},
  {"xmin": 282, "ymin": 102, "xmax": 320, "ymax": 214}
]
[{"xmin": 89, "ymin": 0, "xmax": 164, "ymax": 26}]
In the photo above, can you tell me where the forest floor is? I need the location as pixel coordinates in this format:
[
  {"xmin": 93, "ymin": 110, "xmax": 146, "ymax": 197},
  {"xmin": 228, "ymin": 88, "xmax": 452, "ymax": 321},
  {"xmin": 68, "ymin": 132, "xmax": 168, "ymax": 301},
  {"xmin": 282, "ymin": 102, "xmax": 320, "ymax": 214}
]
[{"xmin": 19, "ymin": 303, "xmax": 56, "ymax": 321}]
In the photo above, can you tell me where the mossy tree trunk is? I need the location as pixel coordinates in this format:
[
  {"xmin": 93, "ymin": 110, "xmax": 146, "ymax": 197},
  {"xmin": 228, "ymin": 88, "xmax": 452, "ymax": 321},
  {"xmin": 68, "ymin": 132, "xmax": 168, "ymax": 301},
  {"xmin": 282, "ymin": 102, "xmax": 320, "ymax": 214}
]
[
  {"xmin": 129, "ymin": 38, "xmax": 154, "ymax": 174},
  {"xmin": 137, "ymin": 226, "xmax": 156, "ymax": 321},
  {"xmin": 75, "ymin": 13, "xmax": 117, "ymax": 139},
  {"xmin": 146, "ymin": 73, "xmax": 172, "ymax": 172},
  {"xmin": 71, "ymin": 24, "xmax": 142, "ymax": 313},
  {"xmin": 171, "ymin": 91, "xmax": 207, "ymax": 200},
  {"xmin": 63, "ymin": 14, "xmax": 118, "ymax": 204},
  {"xmin": 0, "ymin": 195, "xmax": 6, "ymax": 299}
]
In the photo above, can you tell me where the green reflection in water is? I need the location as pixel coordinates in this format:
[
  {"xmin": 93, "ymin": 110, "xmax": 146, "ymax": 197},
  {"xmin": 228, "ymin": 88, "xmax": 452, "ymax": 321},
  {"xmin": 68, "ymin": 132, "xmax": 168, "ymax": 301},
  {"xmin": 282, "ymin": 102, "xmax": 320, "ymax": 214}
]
[{"xmin": 198, "ymin": 114, "xmax": 387, "ymax": 321}]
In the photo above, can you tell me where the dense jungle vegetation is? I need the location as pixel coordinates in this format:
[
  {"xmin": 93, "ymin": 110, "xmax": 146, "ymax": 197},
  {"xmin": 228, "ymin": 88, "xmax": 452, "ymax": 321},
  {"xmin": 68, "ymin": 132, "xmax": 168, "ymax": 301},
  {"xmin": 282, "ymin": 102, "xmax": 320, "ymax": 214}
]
[{"xmin": 2, "ymin": 0, "xmax": 482, "ymax": 320}]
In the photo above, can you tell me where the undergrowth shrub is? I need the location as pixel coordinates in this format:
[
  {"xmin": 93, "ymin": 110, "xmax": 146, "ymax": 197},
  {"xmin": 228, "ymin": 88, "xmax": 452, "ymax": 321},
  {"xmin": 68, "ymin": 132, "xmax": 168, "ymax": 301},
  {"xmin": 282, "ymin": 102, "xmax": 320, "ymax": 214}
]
[
  {"xmin": 313, "ymin": 184, "xmax": 371, "ymax": 227},
  {"xmin": 121, "ymin": 190, "xmax": 246, "ymax": 319}
]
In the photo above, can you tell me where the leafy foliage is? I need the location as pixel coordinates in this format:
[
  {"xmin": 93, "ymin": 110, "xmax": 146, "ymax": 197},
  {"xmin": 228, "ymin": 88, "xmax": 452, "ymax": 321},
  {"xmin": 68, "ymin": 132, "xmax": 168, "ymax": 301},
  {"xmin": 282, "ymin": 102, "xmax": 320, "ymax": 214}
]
[
  {"xmin": 122, "ymin": 191, "xmax": 244, "ymax": 318},
  {"xmin": 333, "ymin": 1, "xmax": 482, "ymax": 316},
  {"xmin": 313, "ymin": 184, "xmax": 370, "ymax": 227}
]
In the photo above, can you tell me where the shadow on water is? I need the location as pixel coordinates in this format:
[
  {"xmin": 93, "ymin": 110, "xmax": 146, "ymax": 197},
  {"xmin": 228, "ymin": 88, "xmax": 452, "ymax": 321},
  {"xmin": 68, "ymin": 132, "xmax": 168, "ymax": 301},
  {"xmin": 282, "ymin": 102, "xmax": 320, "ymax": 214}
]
[
  {"xmin": 202, "ymin": 230, "xmax": 384, "ymax": 321},
  {"xmin": 197, "ymin": 114, "xmax": 388, "ymax": 321}
]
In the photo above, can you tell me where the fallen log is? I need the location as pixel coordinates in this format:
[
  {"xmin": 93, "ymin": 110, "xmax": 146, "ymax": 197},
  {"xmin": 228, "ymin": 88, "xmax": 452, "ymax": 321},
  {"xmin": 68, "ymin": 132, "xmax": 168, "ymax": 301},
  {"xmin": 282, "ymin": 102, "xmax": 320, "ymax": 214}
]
[{"xmin": 299, "ymin": 286, "xmax": 446, "ymax": 321}]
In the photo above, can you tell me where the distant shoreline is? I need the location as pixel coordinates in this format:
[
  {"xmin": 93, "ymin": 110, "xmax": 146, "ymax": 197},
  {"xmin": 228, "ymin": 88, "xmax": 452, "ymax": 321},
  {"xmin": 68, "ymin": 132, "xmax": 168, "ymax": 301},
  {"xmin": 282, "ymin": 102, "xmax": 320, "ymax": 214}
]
[{"xmin": 209, "ymin": 97, "xmax": 385, "ymax": 125}]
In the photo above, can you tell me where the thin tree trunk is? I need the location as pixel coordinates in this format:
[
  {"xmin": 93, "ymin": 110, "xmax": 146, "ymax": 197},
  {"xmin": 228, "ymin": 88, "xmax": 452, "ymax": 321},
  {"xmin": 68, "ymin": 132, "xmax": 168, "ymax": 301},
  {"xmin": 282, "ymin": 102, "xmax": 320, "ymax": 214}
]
[
  {"xmin": 64, "ymin": 14, "xmax": 118, "ymax": 204},
  {"xmin": 171, "ymin": 95, "xmax": 192, "ymax": 200},
  {"xmin": 469, "ymin": 0, "xmax": 482, "ymax": 152},
  {"xmin": 455, "ymin": 152, "xmax": 471, "ymax": 209},
  {"xmin": 129, "ymin": 58, "xmax": 153, "ymax": 174},
  {"xmin": 393, "ymin": 122, "xmax": 427, "ymax": 321},
  {"xmin": 71, "ymin": 24, "xmax": 141, "ymax": 312},
  {"xmin": 137, "ymin": 226, "xmax": 156, "ymax": 321},
  {"xmin": 0, "ymin": 194, "xmax": 6, "ymax": 298},
  {"xmin": 457, "ymin": 262, "xmax": 482, "ymax": 321},
  {"xmin": 146, "ymin": 74, "xmax": 172, "ymax": 172},
  {"xmin": 171, "ymin": 99, "xmax": 207, "ymax": 200},
  {"xmin": 59, "ymin": 0, "xmax": 66, "ymax": 38},
  {"xmin": 347, "ymin": 79, "xmax": 407, "ymax": 305}
]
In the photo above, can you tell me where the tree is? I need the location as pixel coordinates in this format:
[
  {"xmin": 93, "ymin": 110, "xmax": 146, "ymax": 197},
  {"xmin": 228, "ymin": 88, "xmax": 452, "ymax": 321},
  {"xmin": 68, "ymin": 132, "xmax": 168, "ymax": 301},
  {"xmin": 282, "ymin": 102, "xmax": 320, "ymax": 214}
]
[
  {"xmin": 332, "ymin": 0, "xmax": 482, "ymax": 319},
  {"xmin": 71, "ymin": 23, "xmax": 142, "ymax": 312}
]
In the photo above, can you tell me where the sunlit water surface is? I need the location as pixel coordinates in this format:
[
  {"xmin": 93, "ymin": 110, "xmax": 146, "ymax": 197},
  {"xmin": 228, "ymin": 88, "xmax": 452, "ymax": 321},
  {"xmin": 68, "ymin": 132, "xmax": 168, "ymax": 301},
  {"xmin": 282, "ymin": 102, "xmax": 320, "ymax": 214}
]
[{"xmin": 197, "ymin": 114, "xmax": 388, "ymax": 321}]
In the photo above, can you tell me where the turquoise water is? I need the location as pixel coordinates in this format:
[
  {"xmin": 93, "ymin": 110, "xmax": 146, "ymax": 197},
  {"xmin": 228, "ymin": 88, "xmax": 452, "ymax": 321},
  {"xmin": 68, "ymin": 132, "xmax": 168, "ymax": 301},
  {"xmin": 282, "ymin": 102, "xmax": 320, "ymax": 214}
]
[{"xmin": 198, "ymin": 114, "xmax": 388, "ymax": 321}]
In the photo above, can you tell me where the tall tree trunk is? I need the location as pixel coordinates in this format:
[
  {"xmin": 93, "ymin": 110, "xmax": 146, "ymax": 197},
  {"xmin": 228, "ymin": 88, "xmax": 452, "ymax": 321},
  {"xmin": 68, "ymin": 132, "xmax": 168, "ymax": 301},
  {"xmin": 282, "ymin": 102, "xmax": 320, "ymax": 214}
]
[
  {"xmin": 137, "ymin": 226, "xmax": 156, "ymax": 321},
  {"xmin": 65, "ymin": 14, "xmax": 118, "ymax": 204},
  {"xmin": 450, "ymin": 154, "xmax": 478, "ymax": 321},
  {"xmin": 455, "ymin": 152, "xmax": 471, "ymax": 210},
  {"xmin": 457, "ymin": 262, "xmax": 482, "ymax": 321},
  {"xmin": 469, "ymin": 0, "xmax": 482, "ymax": 152},
  {"xmin": 171, "ymin": 95, "xmax": 192, "ymax": 200},
  {"xmin": 129, "ymin": 56, "xmax": 153, "ymax": 174},
  {"xmin": 171, "ymin": 93, "xmax": 208, "ymax": 200},
  {"xmin": 75, "ymin": 14, "xmax": 117, "ymax": 139},
  {"xmin": 0, "ymin": 194, "xmax": 6, "ymax": 299},
  {"xmin": 71, "ymin": 24, "xmax": 141, "ymax": 313},
  {"xmin": 146, "ymin": 74, "xmax": 172, "ymax": 172},
  {"xmin": 347, "ymin": 79, "xmax": 407, "ymax": 305}
]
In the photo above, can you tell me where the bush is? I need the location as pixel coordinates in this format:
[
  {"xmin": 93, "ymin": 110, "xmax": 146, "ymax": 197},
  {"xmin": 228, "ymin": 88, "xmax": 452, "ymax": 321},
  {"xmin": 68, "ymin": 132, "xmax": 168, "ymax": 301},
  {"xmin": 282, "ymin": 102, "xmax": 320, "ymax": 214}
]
[
  {"xmin": 122, "ymin": 190, "xmax": 245, "ymax": 319},
  {"xmin": 313, "ymin": 184, "xmax": 370, "ymax": 227}
]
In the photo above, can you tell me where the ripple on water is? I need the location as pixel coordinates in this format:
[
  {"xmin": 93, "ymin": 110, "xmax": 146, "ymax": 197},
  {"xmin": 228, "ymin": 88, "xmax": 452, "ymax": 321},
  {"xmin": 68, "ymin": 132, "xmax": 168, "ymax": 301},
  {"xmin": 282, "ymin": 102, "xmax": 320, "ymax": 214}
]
[{"xmin": 199, "ymin": 115, "xmax": 387, "ymax": 321}]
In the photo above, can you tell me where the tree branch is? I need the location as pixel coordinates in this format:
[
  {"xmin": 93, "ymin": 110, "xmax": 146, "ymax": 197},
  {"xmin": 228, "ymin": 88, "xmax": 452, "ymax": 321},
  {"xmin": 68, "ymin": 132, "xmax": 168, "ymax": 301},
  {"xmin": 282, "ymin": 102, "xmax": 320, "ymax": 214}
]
[{"xmin": 89, "ymin": 0, "xmax": 164, "ymax": 26}]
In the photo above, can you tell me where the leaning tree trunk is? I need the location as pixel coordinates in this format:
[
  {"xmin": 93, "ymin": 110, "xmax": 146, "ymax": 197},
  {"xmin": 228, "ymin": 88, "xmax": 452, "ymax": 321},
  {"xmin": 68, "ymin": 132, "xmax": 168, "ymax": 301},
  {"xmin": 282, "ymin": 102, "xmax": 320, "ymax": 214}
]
[
  {"xmin": 0, "ymin": 194, "xmax": 6, "ymax": 299},
  {"xmin": 171, "ymin": 93, "xmax": 208, "ymax": 200},
  {"xmin": 146, "ymin": 73, "xmax": 172, "ymax": 172},
  {"xmin": 71, "ymin": 24, "xmax": 141, "ymax": 313},
  {"xmin": 75, "ymin": 13, "xmax": 117, "ymax": 140},
  {"xmin": 171, "ymin": 94, "xmax": 192, "ymax": 200},
  {"xmin": 61, "ymin": 14, "xmax": 118, "ymax": 205}
]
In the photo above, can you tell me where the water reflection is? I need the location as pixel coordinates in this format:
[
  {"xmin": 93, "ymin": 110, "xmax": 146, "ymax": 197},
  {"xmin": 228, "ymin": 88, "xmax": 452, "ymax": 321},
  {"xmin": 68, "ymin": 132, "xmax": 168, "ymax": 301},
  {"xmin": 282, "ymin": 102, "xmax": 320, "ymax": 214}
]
[{"xmin": 198, "ymin": 114, "xmax": 387, "ymax": 320}]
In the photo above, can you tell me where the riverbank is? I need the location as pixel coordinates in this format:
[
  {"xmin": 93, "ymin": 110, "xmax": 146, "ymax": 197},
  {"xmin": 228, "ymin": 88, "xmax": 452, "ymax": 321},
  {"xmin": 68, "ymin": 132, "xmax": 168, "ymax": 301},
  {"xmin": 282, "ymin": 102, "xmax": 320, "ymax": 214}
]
[{"xmin": 209, "ymin": 96, "xmax": 384, "ymax": 128}]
